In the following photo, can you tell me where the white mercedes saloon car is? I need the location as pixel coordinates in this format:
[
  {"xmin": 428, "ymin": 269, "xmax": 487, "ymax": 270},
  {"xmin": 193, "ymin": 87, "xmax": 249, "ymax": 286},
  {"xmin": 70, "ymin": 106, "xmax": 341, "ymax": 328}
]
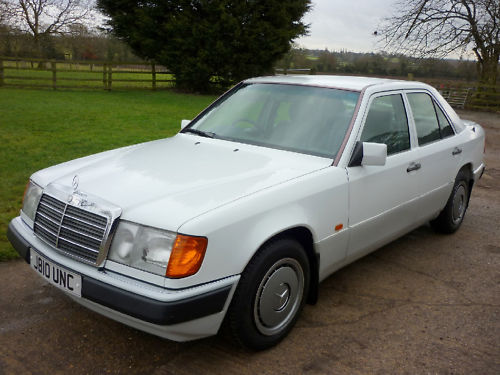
[{"xmin": 8, "ymin": 75, "xmax": 485, "ymax": 350}]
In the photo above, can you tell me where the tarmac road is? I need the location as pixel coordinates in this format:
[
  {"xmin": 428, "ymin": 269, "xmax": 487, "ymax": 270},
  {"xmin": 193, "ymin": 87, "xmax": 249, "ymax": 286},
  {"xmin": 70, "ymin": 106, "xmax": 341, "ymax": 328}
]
[{"xmin": 0, "ymin": 110, "xmax": 499, "ymax": 375}]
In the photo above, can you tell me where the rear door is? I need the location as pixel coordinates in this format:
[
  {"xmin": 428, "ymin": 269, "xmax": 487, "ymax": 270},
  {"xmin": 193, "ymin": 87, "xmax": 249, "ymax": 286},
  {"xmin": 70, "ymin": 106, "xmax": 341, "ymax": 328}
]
[
  {"xmin": 405, "ymin": 91, "xmax": 460, "ymax": 221},
  {"xmin": 347, "ymin": 92, "xmax": 421, "ymax": 258}
]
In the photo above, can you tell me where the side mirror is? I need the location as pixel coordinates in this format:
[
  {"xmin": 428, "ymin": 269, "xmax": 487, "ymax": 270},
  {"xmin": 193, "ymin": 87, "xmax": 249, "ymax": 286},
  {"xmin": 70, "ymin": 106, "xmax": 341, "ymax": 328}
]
[
  {"xmin": 349, "ymin": 141, "xmax": 387, "ymax": 167},
  {"xmin": 181, "ymin": 119, "xmax": 191, "ymax": 129}
]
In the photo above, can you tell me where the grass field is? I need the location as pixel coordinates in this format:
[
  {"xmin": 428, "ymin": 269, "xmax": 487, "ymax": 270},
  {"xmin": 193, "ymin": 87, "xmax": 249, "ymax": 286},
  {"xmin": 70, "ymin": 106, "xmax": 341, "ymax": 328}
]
[{"xmin": 0, "ymin": 88, "xmax": 216, "ymax": 261}]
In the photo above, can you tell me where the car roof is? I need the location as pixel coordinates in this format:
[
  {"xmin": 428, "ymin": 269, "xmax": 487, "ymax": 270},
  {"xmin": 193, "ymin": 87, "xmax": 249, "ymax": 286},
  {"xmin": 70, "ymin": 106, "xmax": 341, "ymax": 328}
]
[{"xmin": 244, "ymin": 75, "xmax": 430, "ymax": 92}]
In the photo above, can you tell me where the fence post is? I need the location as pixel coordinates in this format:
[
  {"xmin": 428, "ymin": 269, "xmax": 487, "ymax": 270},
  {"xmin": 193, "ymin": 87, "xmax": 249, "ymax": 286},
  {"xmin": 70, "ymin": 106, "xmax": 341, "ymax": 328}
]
[
  {"xmin": 51, "ymin": 61, "xmax": 57, "ymax": 90},
  {"xmin": 103, "ymin": 64, "xmax": 107, "ymax": 90},
  {"xmin": 0, "ymin": 59, "xmax": 4, "ymax": 87},
  {"xmin": 107, "ymin": 64, "xmax": 112, "ymax": 91},
  {"xmin": 152, "ymin": 63, "xmax": 156, "ymax": 91}
]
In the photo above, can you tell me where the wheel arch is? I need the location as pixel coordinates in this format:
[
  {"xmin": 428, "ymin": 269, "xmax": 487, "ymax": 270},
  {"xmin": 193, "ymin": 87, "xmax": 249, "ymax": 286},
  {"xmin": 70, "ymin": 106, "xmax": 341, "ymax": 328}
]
[
  {"xmin": 458, "ymin": 163, "xmax": 474, "ymax": 202},
  {"xmin": 253, "ymin": 226, "xmax": 319, "ymax": 305}
]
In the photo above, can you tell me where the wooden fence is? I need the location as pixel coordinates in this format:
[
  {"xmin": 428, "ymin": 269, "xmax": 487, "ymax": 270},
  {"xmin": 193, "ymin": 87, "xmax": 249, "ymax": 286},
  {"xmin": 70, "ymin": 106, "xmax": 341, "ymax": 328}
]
[
  {"xmin": 0, "ymin": 57, "xmax": 498, "ymax": 112},
  {"xmin": 429, "ymin": 80, "xmax": 500, "ymax": 112},
  {"xmin": 0, "ymin": 57, "xmax": 174, "ymax": 90}
]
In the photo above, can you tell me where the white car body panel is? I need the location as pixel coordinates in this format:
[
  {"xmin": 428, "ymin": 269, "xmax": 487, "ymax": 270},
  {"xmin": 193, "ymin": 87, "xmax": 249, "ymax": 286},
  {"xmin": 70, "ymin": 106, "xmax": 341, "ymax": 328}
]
[
  {"xmin": 35, "ymin": 134, "xmax": 331, "ymax": 233},
  {"xmin": 347, "ymin": 147, "xmax": 422, "ymax": 258},
  {"xmin": 178, "ymin": 166, "xmax": 350, "ymax": 284},
  {"xmin": 8, "ymin": 75, "xmax": 485, "ymax": 342}
]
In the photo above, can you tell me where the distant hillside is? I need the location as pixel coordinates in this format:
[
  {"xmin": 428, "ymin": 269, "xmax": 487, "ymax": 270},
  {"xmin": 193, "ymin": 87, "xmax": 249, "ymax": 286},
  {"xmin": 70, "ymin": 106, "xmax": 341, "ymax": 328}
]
[{"xmin": 276, "ymin": 48, "xmax": 479, "ymax": 81}]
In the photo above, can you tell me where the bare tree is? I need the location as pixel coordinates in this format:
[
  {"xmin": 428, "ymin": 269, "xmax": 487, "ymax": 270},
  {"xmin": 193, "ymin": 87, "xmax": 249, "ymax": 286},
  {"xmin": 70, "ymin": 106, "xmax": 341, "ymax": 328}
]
[
  {"xmin": 380, "ymin": 0, "xmax": 500, "ymax": 86},
  {"xmin": 5, "ymin": 0, "xmax": 92, "ymax": 56},
  {"xmin": 1, "ymin": 1, "xmax": 14, "ymax": 25}
]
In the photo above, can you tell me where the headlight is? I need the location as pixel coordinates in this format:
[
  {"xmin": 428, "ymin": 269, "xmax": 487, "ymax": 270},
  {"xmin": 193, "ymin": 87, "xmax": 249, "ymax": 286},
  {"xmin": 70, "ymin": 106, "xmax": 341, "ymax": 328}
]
[
  {"xmin": 22, "ymin": 180, "xmax": 43, "ymax": 227},
  {"xmin": 108, "ymin": 221, "xmax": 207, "ymax": 278}
]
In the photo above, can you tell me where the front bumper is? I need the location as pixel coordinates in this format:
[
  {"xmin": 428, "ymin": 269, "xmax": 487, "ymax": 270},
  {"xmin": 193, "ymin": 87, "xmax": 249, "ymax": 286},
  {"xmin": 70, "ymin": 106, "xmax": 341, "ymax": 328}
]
[{"xmin": 7, "ymin": 217, "xmax": 239, "ymax": 341}]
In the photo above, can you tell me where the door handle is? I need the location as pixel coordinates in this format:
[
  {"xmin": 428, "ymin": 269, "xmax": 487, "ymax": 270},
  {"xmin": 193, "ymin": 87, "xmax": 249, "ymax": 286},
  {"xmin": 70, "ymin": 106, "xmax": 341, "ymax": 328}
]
[
  {"xmin": 407, "ymin": 162, "xmax": 421, "ymax": 173},
  {"xmin": 452, "ymin": 147, "xmax": 462, "ymax": 156}
]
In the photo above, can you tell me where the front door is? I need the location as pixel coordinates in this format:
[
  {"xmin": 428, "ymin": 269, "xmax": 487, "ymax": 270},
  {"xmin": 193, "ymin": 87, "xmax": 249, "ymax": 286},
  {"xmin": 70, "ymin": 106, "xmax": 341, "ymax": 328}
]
[{"xmin": 347, "ymin": 92, "xmax": 421, "ymax": 258}]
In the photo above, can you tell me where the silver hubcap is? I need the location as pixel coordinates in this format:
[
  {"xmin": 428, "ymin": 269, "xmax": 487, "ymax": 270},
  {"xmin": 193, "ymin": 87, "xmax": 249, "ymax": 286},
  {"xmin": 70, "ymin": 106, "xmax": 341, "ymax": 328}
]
[
  {"xmin": 452, "ymin": 184, "xmax": 467, "ymax": 224},
  {"xmin": 254, "ymin": 258, "xmax": 304, "ymax": 336}
]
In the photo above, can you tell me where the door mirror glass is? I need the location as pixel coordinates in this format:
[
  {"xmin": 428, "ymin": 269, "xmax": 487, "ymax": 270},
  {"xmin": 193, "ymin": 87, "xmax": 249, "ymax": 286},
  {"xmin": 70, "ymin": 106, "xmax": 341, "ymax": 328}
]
[
  {"xmin": 349, "ymin": 141, "xmax": 387, "ymax": 167},
  {"xmin": 181, "ymin": 119, "xmax": 191, "ymax": 129}
]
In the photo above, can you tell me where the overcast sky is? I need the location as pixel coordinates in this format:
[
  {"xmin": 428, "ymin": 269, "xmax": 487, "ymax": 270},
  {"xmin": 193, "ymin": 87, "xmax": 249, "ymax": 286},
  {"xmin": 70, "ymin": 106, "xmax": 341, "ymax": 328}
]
[{"xmin": 295, "ymin": 0, "xmax": 398, "ymax": 53}]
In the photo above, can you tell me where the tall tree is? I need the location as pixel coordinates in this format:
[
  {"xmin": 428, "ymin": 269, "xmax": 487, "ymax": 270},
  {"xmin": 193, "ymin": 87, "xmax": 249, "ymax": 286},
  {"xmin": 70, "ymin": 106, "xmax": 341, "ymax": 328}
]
[
  {"xmin": 4, "ymin": 0, "xmax": 92, "ymax": 57},
  {"xmin": 97, "ymin": 0, "xmax": 311, "ymax": 92},
  {"xmin": 380, "ymin": 0, "xmax": 499, "ymax": 86}
]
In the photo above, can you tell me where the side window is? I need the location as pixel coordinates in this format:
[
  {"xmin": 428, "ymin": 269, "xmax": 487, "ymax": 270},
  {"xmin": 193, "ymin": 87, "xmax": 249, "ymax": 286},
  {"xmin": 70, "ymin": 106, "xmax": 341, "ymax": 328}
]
[
  {"xmin": 360, "ymin": 94, "xmax": 410, "ymax": 155},
  {"xmin": 434, "ymin": 103, "xmax": 455, "ymax": 138},
  {"xmin": 407, "ymin": 93, "xmax": 441, "ymax": 145}
]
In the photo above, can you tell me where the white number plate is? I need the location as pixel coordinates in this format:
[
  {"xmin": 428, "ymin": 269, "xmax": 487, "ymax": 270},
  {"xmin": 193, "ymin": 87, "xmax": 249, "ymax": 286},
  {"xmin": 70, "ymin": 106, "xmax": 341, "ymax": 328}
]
[{"xmin": 30, "ymin": 251, "xmax": 82, "ymax": 298}]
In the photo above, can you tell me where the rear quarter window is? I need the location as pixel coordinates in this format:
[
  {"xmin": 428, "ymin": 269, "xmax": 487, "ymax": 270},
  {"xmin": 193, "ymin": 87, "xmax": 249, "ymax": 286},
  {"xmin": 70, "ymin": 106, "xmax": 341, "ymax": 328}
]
[{"xmin": 434, "ymin": 103, "xmax": 455, "ymax": 138}]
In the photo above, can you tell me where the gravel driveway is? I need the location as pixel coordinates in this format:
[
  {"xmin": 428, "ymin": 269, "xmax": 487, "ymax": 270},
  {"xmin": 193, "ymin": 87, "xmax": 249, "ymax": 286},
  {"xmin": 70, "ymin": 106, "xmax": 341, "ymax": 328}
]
[{"xmin": 0, "ymin": 110, "xmax": 498, "ymax": 375}]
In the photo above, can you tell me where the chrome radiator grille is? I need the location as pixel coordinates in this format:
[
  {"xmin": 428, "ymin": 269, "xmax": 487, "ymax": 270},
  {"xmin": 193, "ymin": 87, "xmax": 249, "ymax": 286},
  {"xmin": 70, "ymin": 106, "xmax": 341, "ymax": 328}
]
[{"xmin": 34, "ymin": 194, "xmax": 108, "ymax": 263}]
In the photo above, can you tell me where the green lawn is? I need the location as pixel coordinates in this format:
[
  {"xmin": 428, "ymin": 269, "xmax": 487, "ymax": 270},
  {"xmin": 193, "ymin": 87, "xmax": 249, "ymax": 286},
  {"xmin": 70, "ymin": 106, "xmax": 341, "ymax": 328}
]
[{"xmin": 0, "ymin": 88, "xmax": 216, "ymax": 261}]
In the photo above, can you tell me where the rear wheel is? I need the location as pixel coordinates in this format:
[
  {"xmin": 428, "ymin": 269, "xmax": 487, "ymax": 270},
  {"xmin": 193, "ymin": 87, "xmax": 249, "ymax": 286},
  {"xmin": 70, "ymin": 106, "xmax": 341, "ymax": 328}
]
[
  {"xmin": 431, "ymin": 170, "xmax": 470, "ymax": 234},
  {"xmin": 226, "ymin": 238, "xmax": 309, "ymax": 350}
]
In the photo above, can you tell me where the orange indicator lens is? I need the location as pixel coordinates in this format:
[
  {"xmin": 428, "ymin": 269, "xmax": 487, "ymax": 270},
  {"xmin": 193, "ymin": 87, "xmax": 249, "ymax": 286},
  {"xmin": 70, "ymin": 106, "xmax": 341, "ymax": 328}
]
[{"xmin": 166, "ymin": 235, "xmax": 208, "ymax": 278}]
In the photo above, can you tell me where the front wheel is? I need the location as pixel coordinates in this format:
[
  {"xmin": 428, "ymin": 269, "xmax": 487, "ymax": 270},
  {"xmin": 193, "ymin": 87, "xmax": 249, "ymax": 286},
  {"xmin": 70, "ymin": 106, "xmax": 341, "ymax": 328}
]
[
  {"xmin": 431, "ymin": 170, "xmax": 470, "ymax": 234},
  {"xmin": 226, "ymin": 238, "xmax": 310, "ymax": 350}
]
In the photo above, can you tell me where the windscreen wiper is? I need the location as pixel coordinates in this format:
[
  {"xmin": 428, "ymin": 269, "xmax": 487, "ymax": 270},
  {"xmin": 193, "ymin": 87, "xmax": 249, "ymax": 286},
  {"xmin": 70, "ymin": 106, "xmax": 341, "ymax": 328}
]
[{"xmin": 183, "ymin": 128, "xmax": 216, "ymax": 138}]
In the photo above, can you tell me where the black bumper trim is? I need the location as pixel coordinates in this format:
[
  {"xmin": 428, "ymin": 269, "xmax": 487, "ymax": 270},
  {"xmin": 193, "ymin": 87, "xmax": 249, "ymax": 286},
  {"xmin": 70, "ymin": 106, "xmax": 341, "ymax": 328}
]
[
  {"xmin": 7, "ymin": 220, "xmax": 31, "ymax": 263},
  {"xmin": 82, "ymin": 276, "xmax": 232, "ymax": 325}
]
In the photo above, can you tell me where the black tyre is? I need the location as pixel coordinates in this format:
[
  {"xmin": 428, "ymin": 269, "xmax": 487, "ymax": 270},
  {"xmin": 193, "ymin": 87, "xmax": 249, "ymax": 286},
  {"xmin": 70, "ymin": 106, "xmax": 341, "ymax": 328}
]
[
  {"xmin": 430, "ymin": 170, "xmax": 470, "ymax": 234},
  {"xmin": 226, "ymin": 238, "xmax": 310, "ymax": 350}
]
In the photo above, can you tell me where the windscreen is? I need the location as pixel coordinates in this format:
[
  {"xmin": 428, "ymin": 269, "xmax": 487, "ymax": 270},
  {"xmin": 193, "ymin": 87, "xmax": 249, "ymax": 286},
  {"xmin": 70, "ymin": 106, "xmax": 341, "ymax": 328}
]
[{"xmin": 186, "ymin": 83, "xmax": 360, "ymax": 159}]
